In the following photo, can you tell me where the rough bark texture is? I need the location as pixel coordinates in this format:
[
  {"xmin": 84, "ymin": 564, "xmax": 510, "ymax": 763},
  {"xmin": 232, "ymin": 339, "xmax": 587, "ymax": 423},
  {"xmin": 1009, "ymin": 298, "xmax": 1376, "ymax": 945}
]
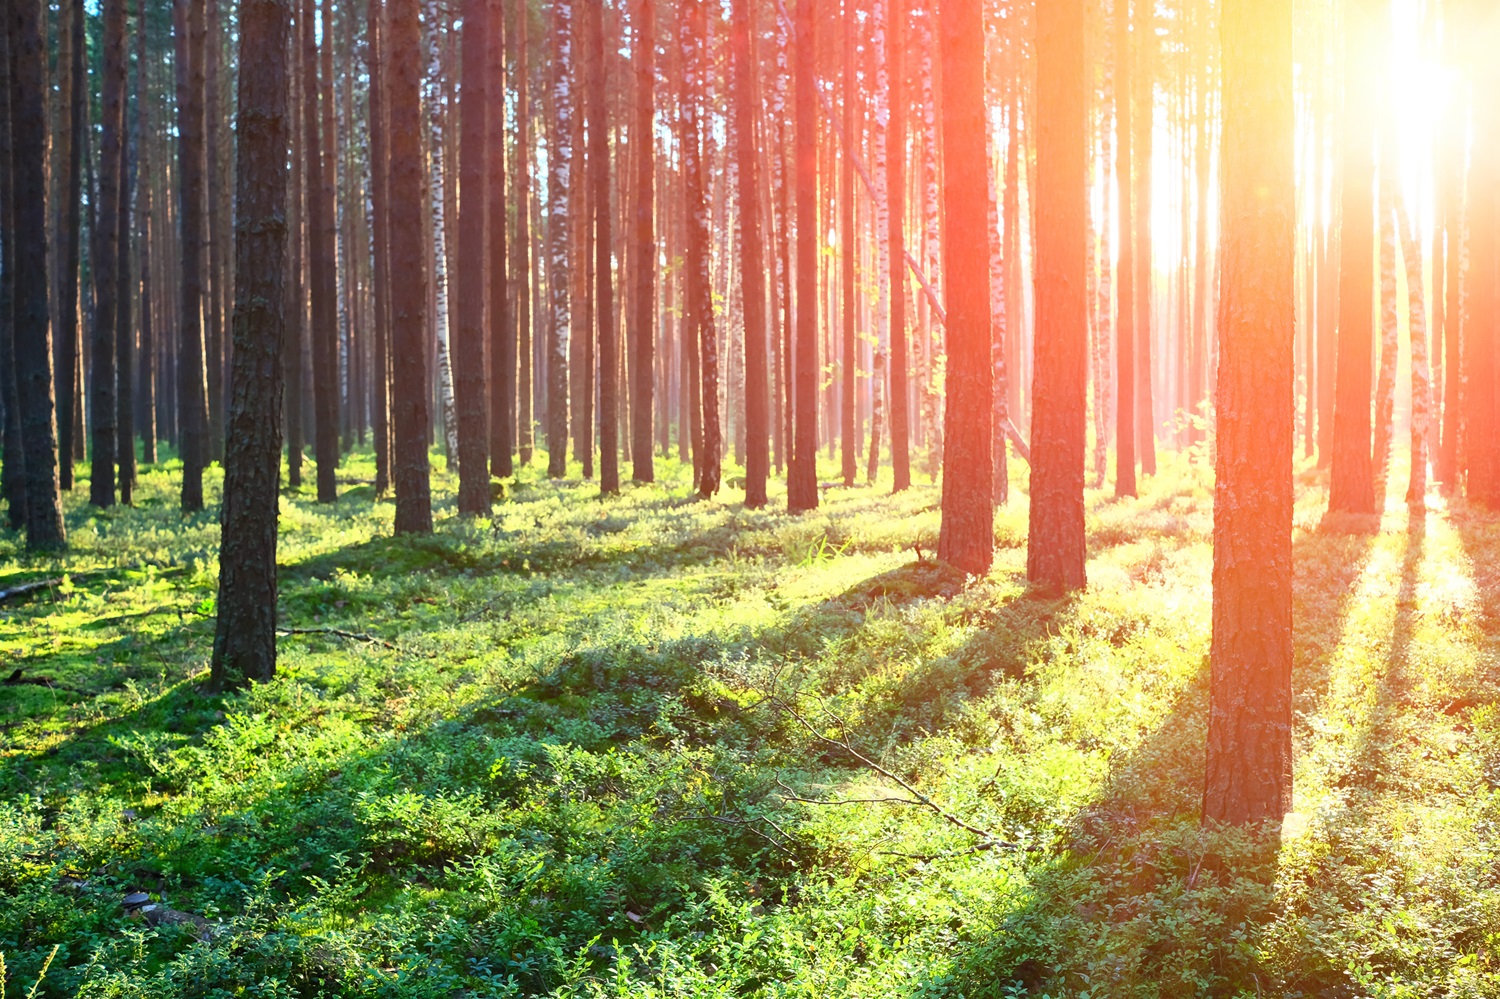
[
  {"xmin": 1131, "ymin": 0, "xmax": 1156, "ymax": 476},
  {"xmin": 388, "ymin": 0, "xmax": 433, "ymax": 534},
  {"xmin": 176, "ymin": 0, "xmax": 210, "ymax": 512},
  {"xmin": 56, "ymin": 0, "xmax": 84, "ymax": 490},
  {"xmin": 1395, "ymin": 199, "xmax": 1430, "ymax": 510},
  {"xmin": 887, "ymin": 0, "xmax": 910, "ymax": 493},
  {"xmin": 1025, "ymin": 0, "xmax": 1087, "ymax": 593},
  {"xmin": 936, "ymin": 0, "xmax": 993, "ymax": 576},
  {"xmin": 116, "ymin": 113, "xmax": 136, "ymax": 504},
  {"xmin": 1372, "ymin": 161, "xmax": 1398, "ymax": 498},
  {"xmin": 1204, "ymin": 0, "xmax": 1294, "ymax": 827},
  {"xmin": 588, "ymin": 0, "xmax": 619, "ymax": 496},
  {"xmin": 0, "ymin": 13, "xmax": 25, "ymax": 532},
  {"xmin": 547, "ymin": 0, "xmax": 574, "ymax": 479},
  {"xmin": 515, "ymin": 0, "xmax": 534, "ymax": 466},
  {"xmin": 367, "ymin": 0, "xmax": 391, "ymax": 493},
  {"xmin": 631, "ymin": 0, "xmax": 657, "ymax": 483},
  {"xmin": 1114, "ymin": 0, "xmax": 1137, "ymax": 498},
  {"xmin": 213, "ymin": 0, "xmax": 291, "ymax": 688},
  {"xmin": 92, "ymin": 0, "xmax": 128, "ymax": 508},
  {"xmin": 1328, "ymin": 0, "xmax": 1376, "ymax": 515},
  {"xmin": 840, "ymin": 0, "xmax": 856, "ymax": 490},
  {"xmin": 734, "ymin": 0, "xmax": 766, "ymax": 506},
  {"xmin": 10, "ymin": 0, "xmax": 65, "ymax": 549},
  {"xmin": 454, "ymin": 0, "xmax": 491, "ymax": 514},
  {"xmin": 684, "ymin": 0, "xmax": 719, "ymax": 499},
  {"xmin": 306, "ymin": 0, "xmax": 338, "ymax": 503},
  {"xmin": 786, "ymin": 0, "xmax": 818, "ymax": 513},
  {"xmin": 488, "ymin": 0, "xmax": 512, "ymax": 480}
]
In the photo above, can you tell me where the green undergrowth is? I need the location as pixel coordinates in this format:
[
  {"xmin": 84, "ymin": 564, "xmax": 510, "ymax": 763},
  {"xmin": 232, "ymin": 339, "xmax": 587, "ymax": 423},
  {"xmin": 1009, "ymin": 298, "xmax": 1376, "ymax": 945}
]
[{"xmin": 0, "ymin": 448, "xmax": 1498, "ymax": 997}]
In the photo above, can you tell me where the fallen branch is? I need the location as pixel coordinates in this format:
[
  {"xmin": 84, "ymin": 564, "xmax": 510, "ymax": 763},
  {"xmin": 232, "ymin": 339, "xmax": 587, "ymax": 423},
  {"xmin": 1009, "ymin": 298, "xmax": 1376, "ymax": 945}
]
[
  {"xmin": 772, "ymin": 696, "xmax": 1016, "ymax": 852},
  {"xmin": 1001, "ymin": 416, "xmax": 1032, "ymax": 465},
  {"xmin": 276, "ymin": 627, "xmax": 397, "ymax": 650},
  {"xmin": 0, "ymin": 578, "xmax": 61, "ymax": 605}
]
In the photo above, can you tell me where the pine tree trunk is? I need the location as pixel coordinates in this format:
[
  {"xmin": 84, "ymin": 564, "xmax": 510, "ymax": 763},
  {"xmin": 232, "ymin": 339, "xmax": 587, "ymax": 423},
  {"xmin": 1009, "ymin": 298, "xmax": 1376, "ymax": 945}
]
[
  {"xmin": 1372, "ymin": 154, "xmax": 1398, "ymax": 500},
  {"xmin": 546, "ymin": 0, "xmax": 574, "ymax": 478},
  {"xmin": 589, "ymin": 0, "xmax": 619, "ymax": 495},
  {"xmin": 55, "ymin": 0, "xmax": 84, "ymax": 490},
  {"xmin": 1204, "ymin": 0, "xmax": 1294, "ymax": 827},
  {"xmin": 1024, "ymin": 0, "xmax": 1086, "ymax": 592},
  {"xmin": 684, "ymin": 0, "xmax": 718, "ymax": 498},
  {"xmin": 0, "ymin": 11, "xmax": 25, "ymax": 533},
  {"xmin": 213, "ymin": 0, "xmax": 291, "ymax": 688},
  {"xmin": 839, "ymin": 0, "xmax": 857, "ymax": 490},
  {"xmin": 1328, "ymin": 0, "xmax": 1377, "ymax": 515},
  {"xmin": 1114, "ymin": 0, "xmax": 1137, "ymax": 498},
  {"xmin": 175, "ymin": 0, "xmax": 210, "ymax": 512},
  {"xmin": 787, "ymin": 0, "xmax": 819, "ymax": 512},
  {"xmin": 133, "ymin": 0, "xmax": 155, "ymax": 467},
  {"xmin": 116, "ymin": 109, "xmax": 136, "ymax": 504},
  {"xmin": 630, "ymin": 0, "xmax": 657, "ymax": 483},
  {"xmin": 388, "ymin": 0, "xmax": 433, "ymax": 533},
  {"xmin": 1132, "ymin": 0, "xmax": 1156, "ymax": 476},
  {"xmin": 92, "ymin": 0, "xmax": 128, "ymax": 508},
  {"xmin": 515, "ymin": 0, "xmax": 534, "ymax": 466},
  {"xmin": 204, "ymin": 0, "xmax": 226, "ymax": 464},
  {"xmin": 367, "ymin": 0, "xmax": 391, "ymax": 493},
  {"xmin": 454, "ymin": 0, "xmax": 491, "ymax": 514},
  {"xmin": 887, "ymin": 0, "xmax": 910, "ymax": 492},
  {"xmin": 936, "ymin": 0, "xmax": 994, "ymax": 575},
  {"xmin": 488, "ymin": 0, "xmax": 512, "ymax": 479},
  {"xmin": 285, "ymin": 24, "xmax": 305, "ymax": 488},
  {"xmin": 1394, "ymin": 198, "xmax": 1430, "ymax": 510}
]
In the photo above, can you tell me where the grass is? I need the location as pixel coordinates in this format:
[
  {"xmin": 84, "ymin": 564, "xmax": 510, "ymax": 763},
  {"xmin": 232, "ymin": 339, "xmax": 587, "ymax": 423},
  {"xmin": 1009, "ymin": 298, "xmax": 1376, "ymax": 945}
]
[{"xmin": 0, "ymin": 446, "xmax": 1497, "ymax": 997}]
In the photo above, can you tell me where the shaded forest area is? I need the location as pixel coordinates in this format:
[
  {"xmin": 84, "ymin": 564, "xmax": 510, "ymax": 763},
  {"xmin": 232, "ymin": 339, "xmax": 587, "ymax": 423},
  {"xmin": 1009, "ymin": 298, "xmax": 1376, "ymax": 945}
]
[{"xmin": 2, "ymin": 0, "xmax": 1500, "ymax": 994}]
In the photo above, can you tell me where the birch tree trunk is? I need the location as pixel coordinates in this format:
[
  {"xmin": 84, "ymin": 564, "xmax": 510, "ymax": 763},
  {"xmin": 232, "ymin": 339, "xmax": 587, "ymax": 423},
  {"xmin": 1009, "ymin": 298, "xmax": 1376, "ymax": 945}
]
[{"xmin": 546, "ymin": 0, "xmax": 575, "ymax": 478}]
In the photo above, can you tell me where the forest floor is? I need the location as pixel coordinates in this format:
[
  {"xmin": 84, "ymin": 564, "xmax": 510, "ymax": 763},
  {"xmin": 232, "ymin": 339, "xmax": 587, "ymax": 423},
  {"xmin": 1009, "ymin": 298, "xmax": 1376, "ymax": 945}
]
[{"xmin": 1, "ymin": 448, "xmax": 1499, "ymax": 998}]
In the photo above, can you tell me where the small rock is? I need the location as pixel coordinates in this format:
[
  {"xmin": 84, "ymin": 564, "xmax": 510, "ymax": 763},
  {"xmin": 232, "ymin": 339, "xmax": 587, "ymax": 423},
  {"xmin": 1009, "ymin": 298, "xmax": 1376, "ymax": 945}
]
[{"xmin": 123, "ymin": 891, "xmax": 151, "ymax": 909}]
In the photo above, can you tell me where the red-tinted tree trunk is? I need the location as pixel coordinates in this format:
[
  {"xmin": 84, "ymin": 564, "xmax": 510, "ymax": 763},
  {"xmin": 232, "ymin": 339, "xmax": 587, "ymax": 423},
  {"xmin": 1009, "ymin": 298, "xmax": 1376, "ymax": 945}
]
[
  {"xmin": 175, "ymin": 0, "xmax": 209, "ymax": 513},
  {"xmin": 488, "ymin": 0, "xmax": 512, "ymax": 480},
  {"xmin": 1328, "ymin": 0, "xmax": 1377, "ymax": 515},
  {"xmin": 454, "ymin": 0, "xmax": 491, "ymax": 514},
  {"xmin": 55, "ymin": 0, "xmax": 84, "ymax": 490},
  {"xmin": 631, "ymin": 0, "xmax": 657, "ymax": 483},
  {"xmin": 936, "ymin": 0, "xmax": 994, "ymax": 575},
  {"xmin": 213, "ymin": 0, "xmax": 291, "ymax": 688},
  {"xmin": 1114, "ymin": 0, "xmax": 1136, "ymax": 498},
  {"xmin": 588, "ymin": 0, "xmax": 619, "ymax": 496},
  {"xmin": 735, "ymin": 0, "xmax": 767, "ymax": 507},
  {"xmin": 91, "ymin": 0, "xmax": 128, "ymax": 508},
  {"xmin": 1204, "ymin": 0, "xmax": 1294, "ymax": 827},
  {"xmin": 1025, "ymin": 0, "xmax": 1087, "ymax": 593},
  {"xmin": 887, "ymin": 0, "xmax": 910, "ymax": 493},
  {"xmin": 388, "ymin": 0, "xmax": 433, "ymax": 534},
  {"xmin": 684, "ymin": 0, "xmax": 718, "ymax": 499},
  {"xmin": 787, "ymin": 0, "xmax": 819, "ymax": 513},
  {"xmin": 367, "ymin": 0, "xmax": 391, "ymax": 493}
]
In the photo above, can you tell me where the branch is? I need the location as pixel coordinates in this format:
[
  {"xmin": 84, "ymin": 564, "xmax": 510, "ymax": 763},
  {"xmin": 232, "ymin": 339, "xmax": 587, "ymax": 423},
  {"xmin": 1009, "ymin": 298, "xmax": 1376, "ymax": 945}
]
[
  {"xmin": 771, "ymin": 697, "xmax": 1015, "ymax": 851},
  {"xmin": 276, "ymin": 627, "xmax": 397, "ymax": 650},
  {"xmin": 1001, "ymin": 416, "xmax": 1031, "ymax": 465}
]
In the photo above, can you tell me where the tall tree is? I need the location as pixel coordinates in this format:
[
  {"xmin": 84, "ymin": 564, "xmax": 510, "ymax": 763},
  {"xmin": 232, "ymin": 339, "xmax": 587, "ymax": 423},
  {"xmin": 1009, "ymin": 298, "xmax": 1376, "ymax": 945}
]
[
  {"xmin": 1327, "ymin": 0, "xmax": 1377, "ymax": 516},
  {"xmin": 134, "ymin": 0, "xmax": 157, "ymax": 467},
  {"xmin": 306, "ymin": 0, "xmax": 338, "ymax": 503},
  {"xmin": 454, "ymin": 0, "xmax": 491, "ymax": 513},
  {"xmin": 787, "ymin": 0, "xmax": 819, "ymax": 513},
  {"xmin": 887, "ymin": 0, "xmax": 911, "ymax": 492},
  {"xmin": 367, "ymin": 0, "xmax": 392, "ymax": 493},
  {"xmin": 0, "ymin": 11, "xmax": 24, "ymax": 532},
  {"xmin": 176, "ymin": 0, "xmax": 210, "ymax": 513},
  {"xmin": 1025, "ymin": 0, "xmax": 1087, "ymax": 593},
  {"xmin": 684, "ymin": 0, "xmax": 718, "ymax": 499},
  {"xmin": 117, "ymin": 98, "xmax": 136, "ymax": 505},
  {"xmin": 936, "ymin": 0, "xmax": 994, "ymax": 574},
  {"xmin": 1114, "ymin": 0, "xmax": 1137, "ymax": 498},
  {"xmin": 1203, "ymin": 0, "xmax": 1294, "ymax": 827},
  {"xmin": 92, "ymin": 0, "xmax": 129, "ymax": 508},
  {"xmin": 631, "ymin": 0, "xmax": 657, "ymax": 483},
  {"xmin": 55, "ymin": 0, "xmax": 84, "ymax": 490},
  {"xmin": 1132, "ymin": 0, "xmax": 1157, "ymax": 476},
  {"xmin": 735, "ymin": 0, "xmax": 767, "ymax": 506},
  {"xmin": 547, "ymin": 0, "xmax": 575, "ymax": 479},
  {"xmin": 488, "ymin": 0, "xmax": 512, "ymax": 480},
  {"xmin": 388, "ymin": 0, "xmax": 433, "ymax": 534},
  {"xmin": 588, "ymin": 0, "xmax": 619, "ymax": 495},
  {"xmin": 9, "ymin": 0, "xmax": 65, "ymax": 549},
  {"xmin": 515, "ymin": 0, "xmax": 535, "ymax": 467},
  {"xmin": 213, "ymin": 0, "xmax": 291, "ymax": 687}
]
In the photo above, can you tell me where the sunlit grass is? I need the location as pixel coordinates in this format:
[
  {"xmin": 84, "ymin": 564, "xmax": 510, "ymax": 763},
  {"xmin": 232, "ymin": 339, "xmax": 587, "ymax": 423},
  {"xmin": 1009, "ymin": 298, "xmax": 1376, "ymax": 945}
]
[{"xmin": 0, "ymin": 447, "xmax": 1495, "ymax": 996}]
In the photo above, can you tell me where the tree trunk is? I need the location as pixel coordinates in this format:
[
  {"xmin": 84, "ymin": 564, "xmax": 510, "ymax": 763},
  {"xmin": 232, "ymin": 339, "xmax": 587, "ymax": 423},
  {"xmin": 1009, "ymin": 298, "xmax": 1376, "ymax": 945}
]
[
  {"xmin": 176, "ymin": 0, "xmax": 209, "ymax": 512},
  {"xmin": 887, "ymin": 0, "xmax": 910, "ymax": 493},
  {"xmin": 1204, "ymin": 0, "xmax": 1294, "ymax": 827},
  {"xmin": 1024, "ymin": 0, "xmax": 1086, "ymax": 592},
  {"xmin": 937, "ymin": 0, "xmax": 994, "ymax": 575},
  {"xmin": 546, "ymin": 0, "xmax": 574, "ymax": 479},
  {"xmin": 367, "ymin": 0, "xmax": 391, "ymax": 493},
  {"xmin": 839, "ymin": 0, "xmax": 856, "ymax": 490},
  {"xmin": 303, "ymin": 0, "xmax": 337, "ymax": 503},
  {"xmin": 787, "ymin": 0, "xmax": 819, "ymax": 513},
  {"xmin": 1114, "ymin": 0, "xmax": 1137, "ymax": 498},
  {"xmin": 91, "ymin": 0, "xmax": 128, "ymax": 508},
  {"xmin": 0, "ymin": 12, "xmax": 25, "ymax": 533},
  {"xmin": 388, "ymin": 0, "xmax": 433, "ymax": 533},
  {"xmin": 55, "ymin": 0, "xmax": 84, "ymax": 490},
  {"xmin": 204, "ymin": 0, "xmax": 226, "ymax": 465},
  {"xmin": 116, "ymin": 106, "xmax": 136, "ymax": 504},
  {"xmin": 684, "ymin": 0, "xmax": 718, "ymax": 499},
  {"xmin": 488, "ymin": 0, "xmax": 512, "ymax": 480},
  {"xmin": 630, "ymin": 0, "xmax": 657, "ymax": 483},
  {"xmin": 1372, "ymin": 156, "xmax": 1398, "ymax": 500},
  {"xmin": 515, "ymin": 0, "xmax": 534, "ymax": 467},
  {"xmin": 1328, "ymin": 0, "xmax": 1377, "ymax": 515},
  {"xmin": 454, "ymin": 0, "xmax": 491, "ymax": 513},
  {"xmin": 213, "ymin": 0, "xmax": 291, "ymax": 688},
  {"xmin": 8, "ymin": 0, "xmax": 64, "ymax": 548},
  {"xmin": 285, "ymin": 18, "xmax": 305, "ymax": 488},
  {"xmin": 1395, "ymin": 198, "xmax": 1430, "ymax": 510},
  {"xmin": 133, "ymin": 0, "xmax": 155, "ymax": 467},
  {"xmin": 1132, "ymin": 0, "xmax": 1156, "ymax": 476},
  {"xmin": 588, "ymin": 0, "xmax": 619, "ymax": 495}
]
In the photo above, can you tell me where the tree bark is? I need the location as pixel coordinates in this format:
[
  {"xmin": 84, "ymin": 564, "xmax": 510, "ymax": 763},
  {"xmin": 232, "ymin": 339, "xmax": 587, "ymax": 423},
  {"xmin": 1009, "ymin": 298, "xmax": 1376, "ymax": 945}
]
[
  {"xmin": 630, "ymin": 0, "xmax": 657, "ymax": 483},
  {"xmin": 213, "ymin": 0, "xmax": 291, "ymax": 688},
  {"xmin": 546, "ymin": 0, "xmax": 574, "ymax": 479},
  {"xmin": 1204, "ymin": 0, "xmax": 1294, "ymax": 827},
  {"xmin": 588, "ymin": 0, "xmax": 619, "ymax": 496},
  {"xmin": 488, "ymin": 0, "xmax": 512, "ymax": 480},
  {"xmin": 684, "ymin": 0, "xmax": 718, "ymax": 499},
  {"xmin": 1025, "ymin": 0, "xmax": 1087, "ymax": 593},
  {"xmin": 1328, "ymin": 0, "xmax": 1377, "ymax": 515},
  {"xmin": 388, "ymin": 0, "xmax": 433, "ymax": 534},
  {"xmin": 92, "ymin": 0, "xmax": 128, "ymax": 509},
  {"xmin": 454, "ymin": 0, "xmax": 491, "ymax": 513},
  {"xmin": 1114, "ymin": 0, "xmax": 1137, "ymax": 498},
  {"xmin": 8, "ymin": 0, "xmax": 65, "ymax": 549},
  {"xmin": 367, "ymin": 0, "xmax": 391, "ymax": 493},
  {"xmin": 175, "ymin": 0, "xmax": 209, "ymax": 512},
  {"xmin": 734, "ymin": 0, "xmax": 767, "ymax": 506},
  {"xmin": 55, "ymin": 0, "xmax": 84, "ymax": 490},
  {"xmin": 0, "ymin": 14, "xmax": 25, "ymax": 532},
  {"xmin": 887, "ymin": 0, "xmax": 910, "ymax": 493},
  {"xmin": 787, "ymin": 0, "xmax": 819, "ymax": 513}
]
